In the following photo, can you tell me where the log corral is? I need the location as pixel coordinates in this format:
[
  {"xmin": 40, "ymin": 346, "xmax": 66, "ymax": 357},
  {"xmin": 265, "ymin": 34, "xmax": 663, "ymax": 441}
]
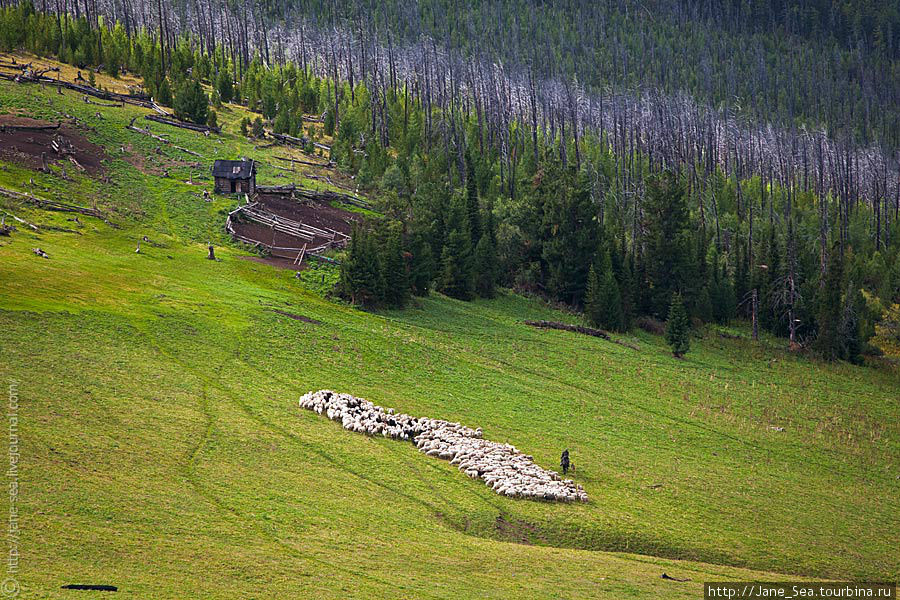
[
  {"xmin": 225, "ymin": 184, "xmax": 359, "ymax": 268},
  {"xmin": 300, "ymin": 390, "xmax": 589, "ymax": 503}
]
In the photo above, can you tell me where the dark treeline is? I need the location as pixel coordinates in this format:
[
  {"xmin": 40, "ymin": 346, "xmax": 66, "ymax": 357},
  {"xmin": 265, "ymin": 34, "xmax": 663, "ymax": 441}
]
[{"xmin": 1, "ymin": 1, "xmax": 899, "ymax": 361}]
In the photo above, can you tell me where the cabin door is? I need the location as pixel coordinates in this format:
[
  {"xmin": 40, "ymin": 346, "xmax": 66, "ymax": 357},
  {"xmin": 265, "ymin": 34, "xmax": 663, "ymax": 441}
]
[{"xmin": 230, "ymin": 181, "xmax": 236, "ymax": 193}]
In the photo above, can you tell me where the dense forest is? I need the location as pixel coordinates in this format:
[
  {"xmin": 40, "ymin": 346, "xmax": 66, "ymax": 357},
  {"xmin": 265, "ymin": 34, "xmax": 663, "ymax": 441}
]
[{"xmin": 1, "ymin": 0, "xmax": 899, "ymax": 361}]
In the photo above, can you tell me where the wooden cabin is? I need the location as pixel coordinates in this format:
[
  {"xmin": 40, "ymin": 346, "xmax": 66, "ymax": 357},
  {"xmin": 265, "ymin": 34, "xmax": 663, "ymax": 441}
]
[{"xmin": 212, "ymin": 158, "xmax": 256, "ymax": 195}]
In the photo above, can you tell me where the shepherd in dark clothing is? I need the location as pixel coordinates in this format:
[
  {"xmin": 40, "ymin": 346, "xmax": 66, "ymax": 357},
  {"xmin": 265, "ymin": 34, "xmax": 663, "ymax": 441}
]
[{"xmin": 560, "ymin": 449, "xmax": 570, "ymax": 475}]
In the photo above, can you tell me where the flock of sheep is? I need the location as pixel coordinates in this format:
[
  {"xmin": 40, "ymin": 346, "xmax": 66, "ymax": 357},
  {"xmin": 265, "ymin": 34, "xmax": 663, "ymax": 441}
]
[{"xmin": 299, "ymin": 390, "xmax": 588, "ymax": 503}]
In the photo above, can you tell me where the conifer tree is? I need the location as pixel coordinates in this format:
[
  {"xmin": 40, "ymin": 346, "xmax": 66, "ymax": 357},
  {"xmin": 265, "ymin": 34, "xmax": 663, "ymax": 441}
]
[
  {"xmin": 541, "ymin": 163, "xmax": 598, "ymax": 305},
  {"xmin": 439, "ymin": 196, "xmax": 474, "ymax": 300},
  {"xmin": 339, "ymin": 227, "xmax": 383, "ymax": 306},
  {"xmin": 465, "ymin": 152, "xmax": 481, "ymax": 244},
  {"xmin": 381, "ymin": 229, "xmax": 409, "ymax": 308},
  {"xmin": 473, "ymin": 234, "xmax": 498, "ymax": 298},
  {"xmin": 407, "ymin": 233, "xmax": 435, "ymax": 296},
  {"xmin": 156, "ymin": 77, "xmax": 173, "ymax": 106},
  {"xmin": 584, "ymin": 265, "xmax": 602, "ymax": 327},
  {"xmin": 617, "ymin": 239, "xmax": 635, "ymax": 328},
  {"xmin": 711, "ymin": 255, "xmax": 736, "ymax": 324},
  {"xmin": 216, "ymin": 68, "xmax": 234, "ymax": 103},
  {"xmin": 733, "ymin": 240, "xmax": 749, "ymax": 318},
  {"xmin": 695, "ymin": 286, "xmax": 714, "ymax": 323},
  {"xmin": 173, "ymin": 78, "xmax": 208, "ymax": 124},
  {"xmin": 815, "ymin": 243, "xmax": 844, "ymax": 360},
  {"xmin": 644, "ymin": 172, "xmax": 693, "ymax": 317},
  {"xmin": 840, "ymin": 283, "xmax": 863, "ymax": 364},
  {"xmin": 665, "ymin": 293, "xmax": 691, "ymax": 358},
  {"xmin": 585, "ymin": 252, "xmax": 625, "ymax": 331}
]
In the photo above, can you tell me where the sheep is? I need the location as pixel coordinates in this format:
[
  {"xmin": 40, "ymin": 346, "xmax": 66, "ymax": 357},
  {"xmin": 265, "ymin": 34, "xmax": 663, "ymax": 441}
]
[{"xmin": 298, "ymin": 390, "xmax": 588, "ymax": 502}]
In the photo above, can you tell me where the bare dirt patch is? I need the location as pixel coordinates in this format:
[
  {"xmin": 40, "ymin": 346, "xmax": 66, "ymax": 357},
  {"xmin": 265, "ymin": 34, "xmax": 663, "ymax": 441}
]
[
  {"xmin": 0, "ymin": 115, "xmax": 105, "ymax": 174},
  {"xmin": 255, "ymin": 192, "xmax": 357, "ymax": 236}
]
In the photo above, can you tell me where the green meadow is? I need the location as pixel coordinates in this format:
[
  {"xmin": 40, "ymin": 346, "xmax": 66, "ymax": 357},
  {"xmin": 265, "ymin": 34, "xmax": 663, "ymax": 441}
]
[{"xmin": 0, "ymin": 70, "xmax": 898, "ymax": 598}]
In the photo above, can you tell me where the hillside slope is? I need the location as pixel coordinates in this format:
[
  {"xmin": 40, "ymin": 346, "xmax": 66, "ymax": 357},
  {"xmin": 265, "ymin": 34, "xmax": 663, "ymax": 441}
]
[{"xmin": 0, "ymin": 66, "xmax": 898, "ymax": 598}]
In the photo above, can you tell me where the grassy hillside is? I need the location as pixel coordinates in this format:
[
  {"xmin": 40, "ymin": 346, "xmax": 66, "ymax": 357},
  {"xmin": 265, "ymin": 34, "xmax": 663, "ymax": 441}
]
[{"xmin": 0, "ymin": 60, "xmax": 898, "ymax": 598}]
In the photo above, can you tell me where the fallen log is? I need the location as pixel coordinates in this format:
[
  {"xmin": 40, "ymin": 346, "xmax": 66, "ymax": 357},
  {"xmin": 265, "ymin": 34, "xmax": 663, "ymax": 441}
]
[
  {"xmin": 33, "ymin": 67, "xmax": 60, "ymax": 78},
  {"xmin": 83, "ymin": 96, "xmax": 123, "ymax": 108},
  {"xmin": 145, "ymin": 114, "xmax": 220, "ymax": 134},
  {"xmin": 126, "ymin": 119, "xmax": 203, "ymax": 157},
  {"xmin": 0, "ymin": 71, "xmax": 151, "ymax": 106},
  {"xmin": 262, "ymin": 162, "xmax": 297, "ymax": 173},
  {"xmin": 0, "ymin": 186, "xmax": 104, "ymax": 220},
  {"xmin": 304, "ymin": 173, "xmax": 358, "ymax": 194},
  {"xmin": 126, "ymin": 120, "xmax": 169, "ymax": 143},
  {"xmin": 149, "ymin": 101, "xmax": 171, "ymax": 116},
  {"xmin": 272, "ymin": 155, "xmax": 335, "ymax": 169},
  {"xmin": 269, "ymin": 131, "xmax": 331, "ymax": 152},
  {"xmin": 269, "ymin": 132, "xmax": 309, "ymax": 147},
  {"xmin": 68, "ymin": 156, "xmax": 86, "ymax": 172},
  {"xmin": 0, "ymin": 60, "xmax": 29, "ymax": 70},
  {"xmin": 0, "ymin": 122, "xmax": 60, "ymax": 132},
  {"xmin": 524, "ymin": 320, "xmax": 610, "ymax": 339},
  {"xmin": 524, "ymin": 320, "xmax": 641, "ymax": 350},
  {"xmin": 0, "ymin": 209, "xmax": 38, "ymax": 231}
]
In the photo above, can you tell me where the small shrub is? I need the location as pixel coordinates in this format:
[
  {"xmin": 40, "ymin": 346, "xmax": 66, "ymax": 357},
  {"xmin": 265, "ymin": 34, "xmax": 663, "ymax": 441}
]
[
  {"xmin": 635, "ymin": 316, "xmax": 665, "ymax": 335},
  {"xmin": 251, "ymin": 117, "xmax": 265, "ymax": 138}
]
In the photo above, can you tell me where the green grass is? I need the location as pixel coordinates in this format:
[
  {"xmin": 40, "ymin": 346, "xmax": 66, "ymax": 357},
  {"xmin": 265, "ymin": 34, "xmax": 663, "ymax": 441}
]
[{"xmin": 0, "ymin": 70, "xmax": 898, "ymax": 599}]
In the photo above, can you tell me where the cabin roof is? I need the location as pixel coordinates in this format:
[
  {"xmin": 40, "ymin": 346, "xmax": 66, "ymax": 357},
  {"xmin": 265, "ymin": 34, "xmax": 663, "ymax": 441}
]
[{"xmin": 211, "ymin": 158, "xmax": 255, "ymax": 179}]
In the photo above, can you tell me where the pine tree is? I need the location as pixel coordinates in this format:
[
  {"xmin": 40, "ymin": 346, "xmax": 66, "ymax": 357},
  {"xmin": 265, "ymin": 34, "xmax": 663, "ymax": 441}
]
[
  {"xmin": 665, "ymin": 293, "xmax": 691, "ymax": 358},
  {"xmin": 465, "ymin": 152, "xmax": 481, "ymax": 244},
  {"xmin": 381, "ymin": 229, "xmax": 409, "ymax": 308},
  {"xmin": 585, "ymin": 252, "xmax": 625, "ymax": 331},
  {"xmin": 541, "ymin": 163, "xmax": 598, "ymax": 304},
  {"xmin": 755, "ymin": 224, "xmax": 782, "ymax": 333},
  {"xmin": 840, "ymin": 283, "xmax": 863, "ymax": 364},
  {"xmin": 618, "ymin": 243, "xmax": 635, "ymax": 328},
  {"xmin": 711, "ymin": 257, "xmax": 736, "ymax": 325},
  {"xmin": 407, "ymin": 233, "xmax": 435, "ymax": 296},
  {"xmin": 156, "ymin": 76, "xmax": 173, "ymax": 106},
  {"xmin": 815, "ymin": 243, "xmax": 844, "ymax": 360},
  {"xmin": 584, "ymin": 265, "xmax": 603, "ymax": 326},
  {"xmin": 473, "ymin": 234, "xmax": 498, "ymax": 298},
  {"xmin": 439, "ymin": 196, "xmax": 474, "ymax": 300},
  {"xmin": 644, "ymin": 172, "xmax": 693, "ymax": 317},
  {"xmin": 695, "ymin": 286, "xmax": 714, "ymax": 323},
  {"xmin": 173, "ymin": 78, "xmax": 208, "ymax": 124},
  {"xmin": 216, "ymin": 68, "xmax": 234, "ymax": 103},
  {"xmin": 339, "ymin": 227, "xmax": 383, "ymax": 307}
]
